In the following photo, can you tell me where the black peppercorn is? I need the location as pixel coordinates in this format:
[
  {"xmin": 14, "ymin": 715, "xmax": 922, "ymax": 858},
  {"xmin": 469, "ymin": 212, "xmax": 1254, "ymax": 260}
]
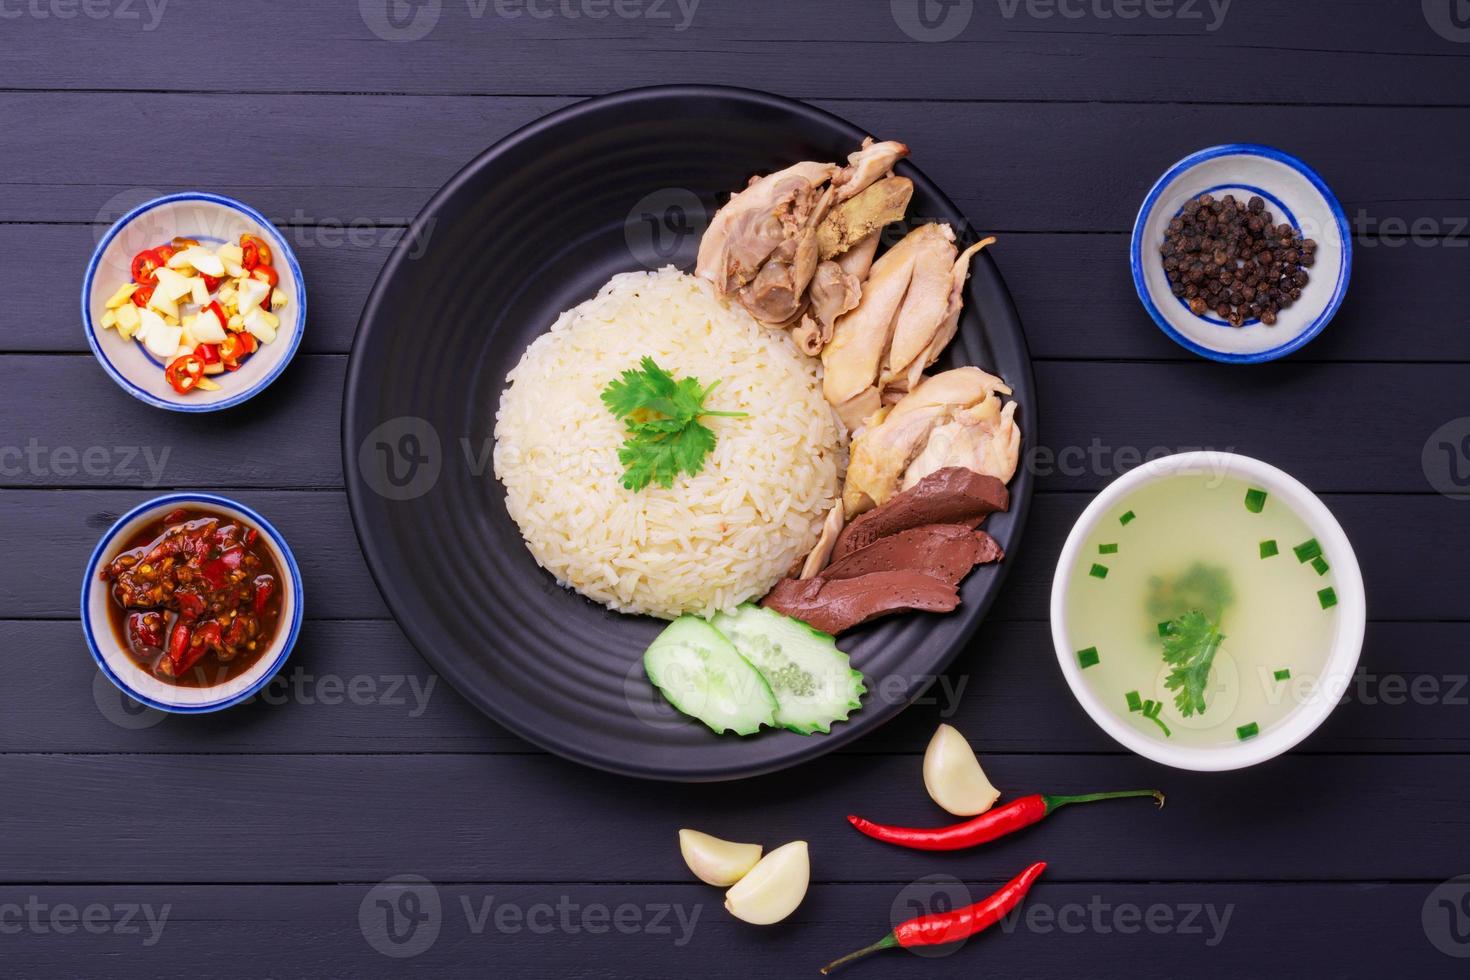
[{"xmin": 1159, "ymin": 190, "xmax": 1313, "ymax": 328}]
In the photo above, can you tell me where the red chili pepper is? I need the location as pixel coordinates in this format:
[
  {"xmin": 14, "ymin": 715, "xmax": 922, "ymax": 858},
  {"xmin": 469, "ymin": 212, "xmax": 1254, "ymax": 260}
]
[
  {"xmin": 130, "ymin": 248, "xmax": 162, "ymax": 285},
  {"xmin": 240, "ymin": 233, "xmax": 272, "ymax": 268},
  {"xmin": 174, "ymin": 621, "xmax": 222, "ymax": 674},
  {"xmin": 175, "ymin": 589, "xmax": 206, "ymax": 623},
  {"xmin": 201, "ymin": 273, "xmax": 223, "ymax": 292},
  {"xmin": 218, "ymin": 332, "xmax": 248, "ymax": 370},
  {"xmin": 251, "ymin": 574, "xmax": 275, "ymax": 615},
  {"xmin": 820, "ymin": 862, "xmax": 1046, "ymax": 974},
  {"xmin": 127, "ymin": 612, "xmax": 163, "ymax": 650},
  {"xmin": 165, "ymin": 355, "xmax": 204, "ymax": 395},
  {"xmin": 848, "ymin": 789, "xmax": 1164, "ymax": 852},
  {"xmin": 130, "ymin": 284, "xmax": 155, "ymax": 308},
  {"xmin": 224, "ymin": 616, "xmax": 250, "ymax": 649},
  {"xmin": 166, "ymin": 621, "xmax": 191, "ymax": 666},
  {"xmin": 200, "ymin": 547, "xmax": 245, "ymax": 590},
  {"xmin": 194, "ymin": 621, "xmax": 223, "ymax": 649}
]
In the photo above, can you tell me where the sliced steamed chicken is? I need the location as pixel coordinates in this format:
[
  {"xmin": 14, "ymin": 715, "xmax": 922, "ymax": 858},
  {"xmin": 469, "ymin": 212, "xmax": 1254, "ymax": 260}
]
[
  {"xmin": 841, "ymin": 367, "xmax": 1009, "ymax": 518},
  {"xmin": 696, "ymin": 160, "xmax": 837, "ymax": 307},
  {"xmin": 799, "ymin": 504, "xmax": 846, "ymax": 580},
  {"xmin": 698, "ymin": 139, "xmax": 910, "ymax": 342},
  {"xmin": 736, "ymin": 182, "xmax": 830, "ymax": 326},
  {"xmin": 821, "ymin": 224, "xmax": 997, "ymax": 432},
  {"xmin": 820, "ymin": 225, "xmax": 938, "ymax": 430},
  {"xmin": 793, "ymin": 175, "xmax": 916, "ymax": 355},
  {"xmin": 903, "ymin": 393, "xmax": 1021, "ymax": 489}
]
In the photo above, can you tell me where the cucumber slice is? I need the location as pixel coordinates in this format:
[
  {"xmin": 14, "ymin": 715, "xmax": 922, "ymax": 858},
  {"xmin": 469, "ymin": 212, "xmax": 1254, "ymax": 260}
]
[
  {"xmin": 711, "ymin": 604, "xmax": 866, "ymax": 735},
  {"xmin": 643, "ymin": 616, "xmax": 777, "ymax": 736}
]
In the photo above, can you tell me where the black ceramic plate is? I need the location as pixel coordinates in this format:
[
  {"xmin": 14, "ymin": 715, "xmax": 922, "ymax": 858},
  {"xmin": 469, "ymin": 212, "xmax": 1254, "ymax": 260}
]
[{"xmin": 343, "ymin": 86, "xmax": 1035, "ymax": 781}]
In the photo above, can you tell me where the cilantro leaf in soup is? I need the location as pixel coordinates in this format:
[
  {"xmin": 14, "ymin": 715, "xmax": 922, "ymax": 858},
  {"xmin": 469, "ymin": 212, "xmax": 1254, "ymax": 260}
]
[{"xmin": 1160, "ymin": 609, "xmax": 1225, "ymax": 718}]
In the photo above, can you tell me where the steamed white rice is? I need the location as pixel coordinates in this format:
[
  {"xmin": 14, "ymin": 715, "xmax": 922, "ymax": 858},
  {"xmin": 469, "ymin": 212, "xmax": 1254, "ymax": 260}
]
[{"xmin": 493, "ymin": 268, "xmax": 842, "ymax": 619}]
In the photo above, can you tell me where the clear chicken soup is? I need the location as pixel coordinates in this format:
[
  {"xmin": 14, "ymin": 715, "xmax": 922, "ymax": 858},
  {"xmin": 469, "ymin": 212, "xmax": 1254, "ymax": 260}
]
[{"xmin": 1064, "ymin": 472, "xmax": 1341, "ymax": 747}]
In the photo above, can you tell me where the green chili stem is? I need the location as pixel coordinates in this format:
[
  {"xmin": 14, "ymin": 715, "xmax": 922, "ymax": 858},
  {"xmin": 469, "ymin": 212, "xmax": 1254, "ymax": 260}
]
[
  {"xmin": 1041, "ymin": 789, "xmax": 1165, "ymax": 815},
  {"xmin": 819, "ymin": 933, "xmax": 899, "ymax": 974}
]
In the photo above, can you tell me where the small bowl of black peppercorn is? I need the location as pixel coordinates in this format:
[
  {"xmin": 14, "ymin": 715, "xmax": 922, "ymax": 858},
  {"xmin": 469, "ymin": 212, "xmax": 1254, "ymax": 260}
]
[{"xmin": 1130, "ymin": 144, "xmax": 1351, "ymax": 363}]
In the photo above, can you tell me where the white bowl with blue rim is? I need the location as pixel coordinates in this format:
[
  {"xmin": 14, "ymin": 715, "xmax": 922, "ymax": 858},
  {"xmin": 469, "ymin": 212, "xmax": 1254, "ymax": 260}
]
[
  {"xmin": 1130, "ymin": 144, "xmax": 1351, "ymax": 363},
  {"xmin": 82, "ymin": 192, "xmax": 306, "ymax": 411},
  {"xmin": 81, "ymin": 493, "xmax": 304, "ymax": 713}
]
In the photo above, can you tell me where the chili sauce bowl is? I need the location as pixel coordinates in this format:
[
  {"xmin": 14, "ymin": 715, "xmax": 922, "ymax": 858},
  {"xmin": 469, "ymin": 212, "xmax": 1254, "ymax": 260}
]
[
  {"xmin": 1130, "ymin": 145, "xmax": 1351, "ymax": 363},
  {"xmin": 1050, "ymin": 453, "xmax": 1366, "ymax": 771},
  {"xmin": 82, "ymin": 192, "xmax": 306, "ymax": 411},
  {"xmin": 81, "ymin": 493, "xmax": 304, "ymax": 713}
]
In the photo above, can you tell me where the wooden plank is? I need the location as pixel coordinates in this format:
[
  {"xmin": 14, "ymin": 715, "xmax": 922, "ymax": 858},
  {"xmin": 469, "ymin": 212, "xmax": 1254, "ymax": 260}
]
[
  {"xmin": 7, "ymin": 490, "xmax": 1465, "ymax": 620},
  {"xmin": 1, "ymin": 0, "xmax": 1463, "ymax": 105},
  {"xmin": 997, "ymin": 232, "xmax": 1470, "ymax": 361},
  {"xmin": 0, "ymin": 883, "xmax": 1447, "ymax": 978},
  {"xmin": 0, "ymin": 355, "xmax": 346, "ymax": 487},
  {"xmin": 1029, "ymin": 362, "xmax": 1467, "ymax": 493},
  {"xmin": 0, "ymin": 753, "xmax": 1462, "ymax": 882},
  {"xmin": 2, "ymin": 355, "xmax": 1464, "ymax": 492},
  {"xmin": 12, "ymin": 619, "xmax": 1468, "ymax": 755},
  {"xmin": 13, "ymin": 224, "xmax": 1469, "ymax": 361},
  {"xmin": 3, "ymin": 95, "xmax": 1468, "ymax": 231}
]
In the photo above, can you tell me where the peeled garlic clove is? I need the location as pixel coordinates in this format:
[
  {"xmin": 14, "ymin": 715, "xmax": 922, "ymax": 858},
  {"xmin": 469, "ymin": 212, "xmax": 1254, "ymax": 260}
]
[
  {"xmin": 923, "ymin": 723, "xmax": 1000, "ymax": 817},
  {"xmin": 724, "ymin": 840, "xmax": 809, "ymax": 925},
  {"xmin": 678, "ymin": 829, "xmax": 762, "ymax": 887}
]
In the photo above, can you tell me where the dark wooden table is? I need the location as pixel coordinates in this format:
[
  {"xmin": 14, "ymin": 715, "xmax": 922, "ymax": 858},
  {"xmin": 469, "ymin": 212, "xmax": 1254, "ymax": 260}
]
[{"xmin": 4, "ymin": 2, "xmax": 1469, "ymax": 976}]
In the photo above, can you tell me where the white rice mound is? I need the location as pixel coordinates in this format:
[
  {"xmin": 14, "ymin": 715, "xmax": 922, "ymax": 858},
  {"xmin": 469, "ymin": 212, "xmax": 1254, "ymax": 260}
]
[{"xmin": 494, "ymin": 268, "xmax": 842, "ymax": 619}]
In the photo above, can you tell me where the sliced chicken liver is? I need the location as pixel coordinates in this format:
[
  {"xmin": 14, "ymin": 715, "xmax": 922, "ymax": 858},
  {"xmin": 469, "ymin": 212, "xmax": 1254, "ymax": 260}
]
[
  {"xmin": 833, "ymin": 467, "xmax": 1008, "ymax": 561},
  {"xmin": 761, "ymin": 571, "xmax": 959, "ymax": 636},
  {"xmin": 823, "ymin": 524, "xmax": 1004, "ymax": 587}
]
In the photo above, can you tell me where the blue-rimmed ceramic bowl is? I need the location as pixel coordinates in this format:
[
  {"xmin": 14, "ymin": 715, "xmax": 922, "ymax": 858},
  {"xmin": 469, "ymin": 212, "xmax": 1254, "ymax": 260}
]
[
  {"xmin": 1130, "ymin": 144, "xmax": 1351, "ymax": 363},
  {"xmin": 82, "ymin": 192, "xmax": 306, "ymax": 411},
  {"xmin": 81, "ymin": 493, "xmax": 304, "ymax": 713}
]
